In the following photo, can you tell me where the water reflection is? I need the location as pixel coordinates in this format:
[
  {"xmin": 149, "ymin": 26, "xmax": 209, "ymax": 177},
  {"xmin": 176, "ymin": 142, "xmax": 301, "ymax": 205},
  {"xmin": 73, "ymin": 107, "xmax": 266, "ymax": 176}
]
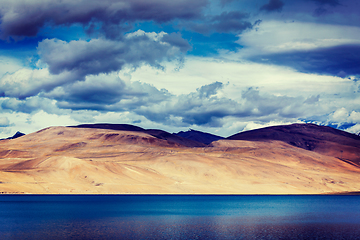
[{"xmin": 0, "ymin": 195, "xmax": 360, "ymax": 239}]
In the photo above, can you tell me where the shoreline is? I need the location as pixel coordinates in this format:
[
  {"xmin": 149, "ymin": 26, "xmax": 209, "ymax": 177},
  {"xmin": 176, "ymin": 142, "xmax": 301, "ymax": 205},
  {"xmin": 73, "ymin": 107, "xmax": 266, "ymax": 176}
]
[{"xmin": 2, "ymin": 192, "xmax": 360, "ymax": 196}]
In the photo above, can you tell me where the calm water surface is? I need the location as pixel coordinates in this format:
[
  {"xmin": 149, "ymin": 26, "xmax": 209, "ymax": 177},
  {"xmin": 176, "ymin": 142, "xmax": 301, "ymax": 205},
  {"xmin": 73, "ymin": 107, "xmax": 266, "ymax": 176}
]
[{"xmin": 0, "ymin": 195, "xmax": 360, "ymax": 239}]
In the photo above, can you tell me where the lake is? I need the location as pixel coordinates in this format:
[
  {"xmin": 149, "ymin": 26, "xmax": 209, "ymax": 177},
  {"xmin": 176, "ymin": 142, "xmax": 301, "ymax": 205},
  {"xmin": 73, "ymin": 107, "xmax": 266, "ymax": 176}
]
[{"xmin": 0, "ymin": 195, "xmax": 360, "ymax": 239}]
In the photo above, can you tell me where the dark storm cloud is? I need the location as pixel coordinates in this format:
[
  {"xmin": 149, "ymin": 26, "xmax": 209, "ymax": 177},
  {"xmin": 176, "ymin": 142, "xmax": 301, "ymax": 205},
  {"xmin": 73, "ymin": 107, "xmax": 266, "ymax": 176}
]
[
  {"xmin": 0, "ymin": 0, "xmax": 208, "ymax": 39},
  {"xmin": 220, "ymin": 0, "xmax": 236, "ymax": 7},
  {"xmin": 310, "ymin": 0, "xmax": 341, "ymax": 6},
  {"xmin": 38, "ymin": 39, "xmax": 126, "ymax": 77},
  {"xmin": 310, "ymin": 0, "xmax": 341, "ymax": 16},
  {"xmin": 54, "ymin": 80, "xmax": 227, "ymax": 121},
  {"xmin": 313, "ymin": 7, "xmax": 328, "ymax": 16},
  {"xmin": 49, "ymin": 78, "xmax": 127, "ymax": 105},
  {"xmin": 211, "ymin": 11, "xmax": 253, "ymax": 33},
  {"xmin": 249, "ymin": 44, "xmax": 360, "ymax": 77},
  {"xmin": 187, "ymin": 11, "xmax": 254, "ymax": 34},
  {"xmin": 38, "ymin": 31, "xmax": 190, "ymax": 80},
  {"xmin": 43, "ymin": 74, "xmax": 171, "ymax": 112},
  {"xmin": 260, "ymin": 0, "xmax": 285, "ymax": 12},
  {"xmin": 161, "ymin": 33, "xmax": 191, "ymax": 52}
]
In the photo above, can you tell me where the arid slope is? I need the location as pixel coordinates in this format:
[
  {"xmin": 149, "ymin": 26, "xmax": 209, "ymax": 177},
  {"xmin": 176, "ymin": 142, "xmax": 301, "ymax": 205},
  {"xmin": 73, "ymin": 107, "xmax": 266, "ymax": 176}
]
[{"xmin": 0, "ymin": 124, "xmax": 360, "ymax": 194}]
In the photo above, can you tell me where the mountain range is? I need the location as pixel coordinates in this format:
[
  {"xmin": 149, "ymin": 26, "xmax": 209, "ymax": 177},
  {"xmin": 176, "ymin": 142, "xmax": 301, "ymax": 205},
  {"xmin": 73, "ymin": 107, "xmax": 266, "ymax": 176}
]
[{"xmin": 0, "ymin": 123, "xmax": 359, "ymax": 194}]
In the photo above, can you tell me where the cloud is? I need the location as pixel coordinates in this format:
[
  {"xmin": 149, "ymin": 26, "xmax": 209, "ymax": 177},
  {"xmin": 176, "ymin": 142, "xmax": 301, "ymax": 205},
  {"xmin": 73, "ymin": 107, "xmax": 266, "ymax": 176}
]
[
  {"xmin": 0, "ymin": 30, "xmax": 190, "ymax": 99},
  {"xmin": 0, "ymin": 110, "xmax": 80, "ymax": 138},
  {"xmin": 0, "ymin": 0, "xmax": 208, "ymax": 39},
  {"xmin": 250, "ymin": 44, "xmax": 360, "ymax": 77},
  {"xmin": 38, "ymin": 39, "xmax": 126, "ymax": 77},
  {"xmin": 48, "ymin": 77, "xmax": 127, "ymax": 107},
  {"xmin": 135, "ymin": 83, "xmax": 313, "ymax": 127},
  {"xmin": 310, "ymin": 0, "xmax": 341, "ymax": 16},
  {"xmin": 38, "ymin": 30, "xmax": 189, "ymax": 78},
  {"xmin": 134, "ymin": 82, "xmax": 236, "ymax": 126},
  {"xmin": 349, "ymin": 111, "xmax": 360, "ymax": 123},
  {"xmin": 197, "ymin": 81, "xmax": 223, "ymax": 98},
  {"xmin": 220, "ymin": 0, "xmax": 236, "ymax": 7},
  {"xmin": 116, "ymin": 57, "xmax": 359, "ymax": 129},
  {"xmin": 1, "ymin": 0, "xmax": 360, "ymax": 139},
  {"xmin": 43, "ymin": 73, "xmax": 171, "ymax": 111},
  {"xmin": 238, "ymin": 21, "xmax": 360, "ymax": 77},
  {"xmin": 0, "ymin": 68, "xmax": 75, "ymax": 99},
  {"xmin": 0, "ymin": 117, "xmax": 10, "ymax": 127},
  {"xmin": 240, "ymin": 87, "xmax": 307, "ymax": 119},
  {"xmin": 186, "ymin": 11, "xmax": 254, "ymax": 34},
  {"xmin": 313, "ymin": 7, "xmax": 328, "ymax": 16},
  {"xmin": 260, "ymin": 0, "xmax": 284, "ymax": 12},
  {"xmin": 311, "ymin": 0, "xmax": 341, "ymax": 6},
  {"xmin": 325, "ymin": 107, "xmax": 360, "ymax": 133},
  {"xmin": 238, "ymin": 21, "xmax": 360, "ymax": 57},
  {"xmin": 0, "ymin": 96, "xmax": 63, "ymax": 114},
  {"xmin": 161, "ymin": 32, "xmax": 192, "ymax": 52},
  {"xmin": 330, "ymin": 107, "xmax": 348, "ymax": 123},
  {"xmin": 329, "ymin": 108, "xmax": 360, "ymax": 124},
  {"xmin": 0, "ymin": 56, "xmax": 23, "ymax": 78},
  {"xmin": 15, "ymin": 75, "xmax": 313, "ymax": 128},
  {"xmin": 0, "ymin": 57, "xmax": 357, "ymax": 134},
  {"xmin": 346, "ymin": 124, "xmax": 360, "ymax": 134},
  {"xmin": 210, "ymin": 11, "xmax": 253, "ymax": 33},
  {"xmin": 304, "ymin": 95, "xmax": 320, "ymax": 104}
]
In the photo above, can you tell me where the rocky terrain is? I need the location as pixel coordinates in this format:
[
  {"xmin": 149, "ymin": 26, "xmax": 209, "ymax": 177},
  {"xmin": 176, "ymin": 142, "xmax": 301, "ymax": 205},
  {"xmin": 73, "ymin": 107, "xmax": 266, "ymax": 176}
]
[{"xmin": 0, "ymin": 123, "xmax": 359, "ymax": 194}]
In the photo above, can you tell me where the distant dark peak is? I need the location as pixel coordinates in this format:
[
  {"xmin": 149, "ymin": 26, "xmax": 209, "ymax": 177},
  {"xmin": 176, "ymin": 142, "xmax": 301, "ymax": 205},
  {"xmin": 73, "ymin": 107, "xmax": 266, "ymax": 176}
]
[
  {"xmin": 145, "ymin": 129, "xmax": 206, "ymax": 147},
  {"xmin": 145, "ymin": 129, "xmax": 173, "ymax": 140},
  {"xmin": 12, "ymin": 131, "xmax": 25, "ymax": 139},
  {"xmin": 232, "ymin": 123, "xmax": 358, "ymax": 138},
  {"xmin": 3, "ymin": 131, "xmax": 25, "ymax": 140},
  {"xmin": 175, "ymin": 129, "xmax": 224, "ymax": 145},
  {"xmin": 227, "ymin": 123, "xmax": 360, "ymax": 151},
  {"xmin": 188, "ymin": 129, "xmax": 201, "ymax": 132},
  {"xmin": 69, "ymin": 123, "xmax": 205, "ymax": 148},
  {"xmin": 67, "ymin": 122, "xmax": 360, "ymax": 150},
  {"xmin": 177, "ymin": 129, "xmax": 196, "ymax": 134},
  {"xmin": 285, "ymin": 123, "xmax": 360, "ymax": 139}
]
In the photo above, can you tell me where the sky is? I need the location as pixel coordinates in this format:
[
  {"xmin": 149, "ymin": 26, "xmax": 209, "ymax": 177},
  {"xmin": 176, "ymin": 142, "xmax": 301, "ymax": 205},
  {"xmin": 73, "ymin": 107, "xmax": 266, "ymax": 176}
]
[{"xmin": 0, "ymin": 0, "xmax": 360, "ymax": 138}]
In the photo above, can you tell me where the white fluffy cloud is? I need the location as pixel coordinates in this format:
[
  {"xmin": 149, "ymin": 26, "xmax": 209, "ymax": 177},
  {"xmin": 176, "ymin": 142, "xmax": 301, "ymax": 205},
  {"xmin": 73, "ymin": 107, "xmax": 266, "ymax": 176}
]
[
  {"xmin": 0, "ymin": 117, "xmax": 10, "ymax": 127},
  {"xmin": 328, "ymin": 108, "xmax": 360, "ymax": 127},
  {"xmin": 0, "ymin": 56, "xmax": 24, "ymax": 78},
  {"xmin": 237, "ymin": 20, "xmax": 360, "ymax": 57},
  {"xmin": 0, "ymin": 68, "xmax": 75, "ymax": 99}
]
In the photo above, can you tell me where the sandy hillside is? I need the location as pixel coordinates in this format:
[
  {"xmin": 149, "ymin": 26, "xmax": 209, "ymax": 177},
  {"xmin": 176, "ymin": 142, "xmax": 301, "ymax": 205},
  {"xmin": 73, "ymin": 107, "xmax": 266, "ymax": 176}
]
[{"xmin": 1, "ymin": 125, "xmax": 360, "ymax": 194}]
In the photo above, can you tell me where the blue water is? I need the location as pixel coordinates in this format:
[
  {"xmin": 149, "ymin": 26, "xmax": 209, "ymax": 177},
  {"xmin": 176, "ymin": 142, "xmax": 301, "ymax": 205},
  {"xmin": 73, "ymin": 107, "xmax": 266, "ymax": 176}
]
[{"xmin": 0, "ymin": 195, "xmax": 360, "ymax": 239}]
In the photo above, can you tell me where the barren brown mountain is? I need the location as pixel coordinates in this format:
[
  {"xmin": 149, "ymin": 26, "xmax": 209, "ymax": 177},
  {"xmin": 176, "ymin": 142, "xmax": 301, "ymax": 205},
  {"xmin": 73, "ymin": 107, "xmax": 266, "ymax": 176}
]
[{"xmin": 0, "ymin": 123, "xmax": 360, "ymax": 194}]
